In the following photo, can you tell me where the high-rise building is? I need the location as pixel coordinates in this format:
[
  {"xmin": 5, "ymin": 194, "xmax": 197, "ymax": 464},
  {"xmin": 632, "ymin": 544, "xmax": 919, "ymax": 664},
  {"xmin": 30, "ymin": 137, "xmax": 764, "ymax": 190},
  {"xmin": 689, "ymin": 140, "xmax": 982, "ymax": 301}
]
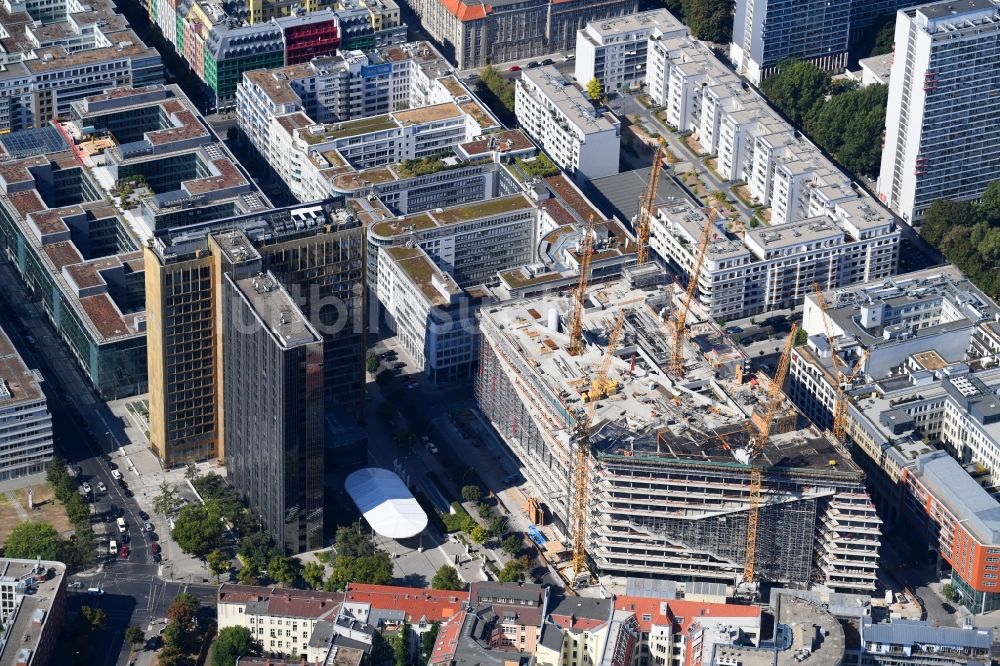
[
  {"xmin": 220, "ymin": 259, "xmax": 325, "ymax": 553},
  {"xmin": 145, "ymin": 202, "xmax": 365, "ymax": 481},
  {"xmin": 878, "ymin": 0, "xmax": 1000, "ymax": 224},
  {"xmin": 0, "ymin": 325, "xmax": 53, "ymax": 484},
  {"xmin": 730, "ymin": 0, "xmax": 929, "ymax": 84}
]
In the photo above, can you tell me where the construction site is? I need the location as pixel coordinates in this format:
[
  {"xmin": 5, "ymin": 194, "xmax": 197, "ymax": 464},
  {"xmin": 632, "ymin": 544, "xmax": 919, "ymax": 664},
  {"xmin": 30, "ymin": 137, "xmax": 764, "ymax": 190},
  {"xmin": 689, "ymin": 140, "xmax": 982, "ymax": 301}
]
[{"xmin": 474, "ymin": 246, "xmax": 882, "ymax": 592}]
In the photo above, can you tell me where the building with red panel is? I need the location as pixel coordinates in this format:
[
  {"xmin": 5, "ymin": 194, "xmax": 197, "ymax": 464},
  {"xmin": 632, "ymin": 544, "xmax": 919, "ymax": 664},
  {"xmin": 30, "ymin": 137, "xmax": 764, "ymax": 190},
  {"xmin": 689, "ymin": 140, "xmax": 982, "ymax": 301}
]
[{"xmin": 279, "ymin": 15, "xmax": 340, "ymax": 65}]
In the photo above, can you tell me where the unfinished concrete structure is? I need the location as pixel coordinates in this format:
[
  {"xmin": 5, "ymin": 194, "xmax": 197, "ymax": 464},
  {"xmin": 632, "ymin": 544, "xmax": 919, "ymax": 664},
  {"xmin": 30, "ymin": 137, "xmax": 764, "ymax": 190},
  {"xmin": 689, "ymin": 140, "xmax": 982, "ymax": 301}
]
[{"xmin": 476, "ymin": 280, "xmax": 881, "ymax": 591}]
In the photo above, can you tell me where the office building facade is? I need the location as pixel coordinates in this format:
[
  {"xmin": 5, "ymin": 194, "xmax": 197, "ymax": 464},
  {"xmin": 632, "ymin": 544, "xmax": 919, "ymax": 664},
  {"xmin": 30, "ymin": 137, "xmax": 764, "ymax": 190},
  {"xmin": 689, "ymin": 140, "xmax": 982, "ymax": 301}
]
[{"xmin": 0, "ymin": 326, "xmax": 53, "ymax": 484}]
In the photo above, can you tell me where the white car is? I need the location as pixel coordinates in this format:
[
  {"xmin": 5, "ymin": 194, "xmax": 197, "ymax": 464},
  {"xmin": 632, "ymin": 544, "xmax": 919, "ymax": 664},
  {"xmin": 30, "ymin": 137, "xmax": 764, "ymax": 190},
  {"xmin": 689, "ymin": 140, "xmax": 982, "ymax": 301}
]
[
  {"xmin": 111, "ymin": 470, "xmax": 123, "ymax": 481},
  {"xmin": 96, "ymin": 481, "xmax": 107, "ymax": 492},
  {"xmin": 81, "ymin": 483, "xmax": 92, "ymax": 494}
]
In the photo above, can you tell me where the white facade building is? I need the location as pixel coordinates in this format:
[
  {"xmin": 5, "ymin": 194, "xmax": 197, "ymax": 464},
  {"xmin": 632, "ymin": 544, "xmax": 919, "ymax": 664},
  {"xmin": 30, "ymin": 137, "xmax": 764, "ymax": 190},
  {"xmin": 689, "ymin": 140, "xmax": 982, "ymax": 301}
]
[
  {"xmin": 0, "ymin": 325, "xmax": 53, "ymax": 483},
  {"xmin": 574, "ymin": 9, "xmax": 685, "ymax": 91},
  {"xmin": 515, "ymin": 66, "xmax": 621, "ymax": 183},
  {"xmin": 878, "ymin": 0, "xmax": 1000, "ymax": 224}
]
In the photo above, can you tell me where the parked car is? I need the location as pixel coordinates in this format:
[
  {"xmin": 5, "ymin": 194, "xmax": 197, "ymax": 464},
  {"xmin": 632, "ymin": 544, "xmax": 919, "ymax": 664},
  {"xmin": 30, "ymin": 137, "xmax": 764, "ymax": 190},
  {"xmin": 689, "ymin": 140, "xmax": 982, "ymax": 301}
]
[
  {"xmin": 144, "ymin": 521, "xmax": 154, "ymax": 533},
  {"xmin": 111, "ymin": 469, "xmax": 122, "ymax": 481},
  {"xmin": 120, "ymin": 545, "xmax": 129, "ymax": 559},
  {"xmin": 96, "ymin": 481, "xmax": 106, "ymax": 493},
  {"xmin": 151, "ymin": 543, "xmax": 161, "ymax": 554},
  {"xmin": 541, "ymin": 58, "xmax": 553, "ymax": 65},
  {"xmin": 152, "ymin": 552, "xmax": 162, "ymax": 563},
  {"xmin": 86, "ymin": 588, "xmax": 104, "ymax": 596},
  {"xmin": 725, "ymin": 326, "xmax": 744, "ymax": 335},
  {"xmin": 81, "ymin": 483, "xmax": 92, "ymax": 494},
  {"xmin": 526, "ymin": 61, "xmax": 540, "ymax": 68},
  {"xmin": 508, "ymin": 65, "xmax": 521, "ymax": 72},
  {"xmin": 137, "ymin": 511, "xmax": 149, "ymax": 521}
]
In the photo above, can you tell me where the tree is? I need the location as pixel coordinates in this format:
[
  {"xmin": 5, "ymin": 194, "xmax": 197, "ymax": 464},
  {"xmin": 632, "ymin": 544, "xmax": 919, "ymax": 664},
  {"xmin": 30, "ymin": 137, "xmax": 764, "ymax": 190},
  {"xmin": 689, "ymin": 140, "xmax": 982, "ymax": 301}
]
[
  {"xmin": 303, "ymin": 561, "xmax": 326, "ymax": 590},
  {"xmin": 335, "ymin": 524, "xmax": 375, "ymax": 558},
  {"xmin": 585, "ymin": 78, "xmax": 604, "ymax": 103},
  {"xmin": 942, "ymin": 583, "xmax": 959, "ymax": 602},
  {"xmin": 477, "ymin": 66, "xmax": 516, "ymax": 124},
  {"xmin": 207, "ymin": 549, "xmax": 231, "ymax": 583},
  {"xmin": 794, "ymin": 327, "xmax": 808, "ymax": 347},
  {"xmin": 488, "ymin": 516, "xmax": 508, "ymax": 539},
  {"xmin": 184, "ymin": 462, "xmax": 199, "ymax": 479},
  {"xmin": 3, "ymin": 522, "xmax": 64, "ymax": 560},
  {"xmin": 268, "ymin": 554, "xmax": 301, "ymax": 587},
  {"xmin": 238, "ymin": 531, "xmax": 278, "ymax": 566},
  {"xmin": 366, "ymin": 352, "xmax": 380, "ymax": 374},
  {"xmin": 761, "ymin": 60, "xmax": 831, "ymax": 125},
  {"xmin": 168, "ymin": 592, "xmax": 200, "ymax": 628},
  {"xmin": 125, "ymin": 625, "xmax": 145, "ymax": 648},
  {"xmin": 470, "ymin": 526, "xmax": 488, "ymax": 544},
  {"xmin": 920, "ymin": 199, "xmax": 978, "ymax": 246},
  {"xmin": 977, "ymin": 180, "xmax": 1000, "ymax": 224},
  {"xmin": 431, "ymin": 565, "xmax": 464, "ymax": 591},
  {"xmin": 328, "ymin": 552, "xmax": 394, "ymax": 589},
  {"xmin": 171, "ymin": 503, "xmax": 223, "ymax": 558},
  {"xmin": 81, "ymin": 605, "xmax": 107, "ymax": 632},
  {"xmin": 237, "ymin": 558, "xmax": 261, "ymax": 585},
  {"xmin": 153, "ymin": 482, "xmax": 182, "ymax": 516},
  {"xmin": 682, "ymin": 0, "xmax": 733, "ymax": 43},
  {"xmin": 392, "ymin": 622, "xmax": 411, "ymax": 666},
  {"xmin": 805, "ymin": 84, "xmax": 888, "ymax": 178},
  {"xmin": 46, "ymin": 456, "xmax": 69, "ymax": 489},
  {"xmin": 461, "ymin": 485, "xmax": 482, "ymax": 503},
  {"xmin": 422, "ymin": 621, "xmax": 441, "ymax": 660},
  {"xmin": 212, "ymin": 626, "xmax": 261, "ymax": 666},
  {"xmin": 497, "ymin": 559, "xmax": 525, "ymax": 583},
  {"xmin": 869, "ymin": 17, "xmax": 896, "ymax": 57},
  {"xmin": 501, "ymin": 535, "xmax": 522, "ymax": 557}
]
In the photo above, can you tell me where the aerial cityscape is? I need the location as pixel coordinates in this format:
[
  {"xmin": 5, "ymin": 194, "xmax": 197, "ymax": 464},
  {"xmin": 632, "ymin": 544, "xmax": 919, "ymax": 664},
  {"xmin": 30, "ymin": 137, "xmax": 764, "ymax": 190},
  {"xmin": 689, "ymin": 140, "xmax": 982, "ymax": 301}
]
[{"xmin": 0, "ymin": 0, "xmax": 998, "ymax": 664}]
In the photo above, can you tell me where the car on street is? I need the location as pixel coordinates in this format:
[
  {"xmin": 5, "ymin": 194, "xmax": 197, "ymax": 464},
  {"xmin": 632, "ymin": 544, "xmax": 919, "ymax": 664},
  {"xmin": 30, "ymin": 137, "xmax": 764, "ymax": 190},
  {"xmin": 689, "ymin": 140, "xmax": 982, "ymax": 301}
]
[
  {"xmin": 120, "ymin": 545, "xmax": 129, "ymax": 559},
  {"xmin": 138, "ymin": 511, "xmax": 149, "ymax": 521},
  {"xmin": 152, "ymin": 552, "xmax": 161, "ymax": 563},
  {"xmin": 942, "ymin": 603, "xmax": 956, "ymax": 613},
  {"xmin": 87, "ymin": 587, "xmax": 104, "ymax": 596},
  {"xmin": 111, "ymin": 469, "xmax": 123, "ymax": 480},
  {"xmin": 109, "ymin": 539, "xmax": 117, "ymax": 556},
  {"xmin": 562, "ymin": 54, "xmax": 575, "ymax": 61},
  {"xmin": 110, "ymin": 504, "xmax": 122, "ymax": 518},
  {"xmin": 508, "ymin": 65, "xmax": 521, "ymax": 72},
  {"xmin": 151, "ymin": 542, "xmax": 161, "ymax": 554},
  {"xmin": 96, "ymin": 481, "xmax": 106, "ymax": 493},
  {"xmin": 144, "ymin": 521, "xmax": 154, "ymax": 532},
  {"xmin": 526, "ymin": 61, "xmax": 540, "ymax": 68},
  {"xmin": 725, "ymin": 326, "xmax": 744, "ymax": 335},
  {"xmin": 81, "ymin": 483, "xmax": 92, "ymax": 494},
  {"xmin": 69, "ymin": 581, "xmax": 82, "ymax": 589},
  {"xmin": 379, "ymin": 351, "xmax": 396, "ymax": 360},
  {"xmin": 123, "ymin": 488, "xmax": 133, "ymax": 498},
  {"xmin": 541, "ymin": 58, "xmax": 553, "ymax": 65}
]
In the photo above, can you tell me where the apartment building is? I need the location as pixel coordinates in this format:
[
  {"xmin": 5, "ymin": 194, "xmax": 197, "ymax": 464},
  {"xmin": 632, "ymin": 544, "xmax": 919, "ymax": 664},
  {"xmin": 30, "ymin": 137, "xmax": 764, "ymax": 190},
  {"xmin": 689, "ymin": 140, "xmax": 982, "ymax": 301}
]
[
  {"xmin": 615, "ymin": 596, "xmax": 760, "ymax": 666},
  {"xmin": 0, "ymin": 559, "xmax": 66, "ymax": 666},
  {"xmin": 0, "ymin": 0, "xmax": 163, "ymax": 132},
  {"xmin": 366, "ymin": 193, "xmax": 537, "ymax": 292},
  {"xmin": 536, "ymin": 596, "xmax": 640, "ymax": 666},
  {"xmin": 860, "ymin": 619, "xmax": 992, "ymax": 666},
  {"xmin": 220, "ymin": 259, "xmax": 325, "ymax": 554},
  {"xmin": 145, "ymin": 202, "xmax": 365, "ymax": 476},
  {"xmin": 0, "ymin": 325, "xmax": 52, "ymax": 484},
  {"xmin": 400, "ymin": 0, "xmax": 637, "ymax": 70},
  {"xmin": 574, "ymin": 10, "xmax": 685, "ymax": 92},
  {"xmin": 787, "ymin": 267, "xmax": 1000, "ymax": 613},
  {"xmin": 376, "ymin": 245, "xmax": 491, "ymax": 383},
  {"xmin": 878, "ymin": 0, "xmax": 1000, "ymax": 224},
  {"xmin": 729, "ymin": 0, "xmax": 923, "ymax": 83},
  {"xmin": 515, "ymin": 66, "xmax": 621, "ymax": 183}
]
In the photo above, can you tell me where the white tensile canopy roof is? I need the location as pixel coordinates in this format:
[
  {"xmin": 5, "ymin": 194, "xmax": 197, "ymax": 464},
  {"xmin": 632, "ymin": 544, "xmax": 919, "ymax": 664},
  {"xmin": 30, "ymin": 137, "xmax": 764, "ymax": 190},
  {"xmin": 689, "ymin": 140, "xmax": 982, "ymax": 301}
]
[{"xmin": 344, "ymin": 467, "xmax": 428, "ymax": 539}]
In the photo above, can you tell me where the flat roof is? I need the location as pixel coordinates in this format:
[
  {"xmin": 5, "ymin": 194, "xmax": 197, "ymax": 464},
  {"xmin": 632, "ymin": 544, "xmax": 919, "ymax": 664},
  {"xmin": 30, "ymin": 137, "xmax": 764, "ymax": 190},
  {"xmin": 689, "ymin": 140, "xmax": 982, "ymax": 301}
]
[
  {"xmin": 911, "ymin": 451, "xmax": 1000, "ymax": 545},
  {"xmin": 345, "ymin": 468, "xmax": 428, "ymax": 539},
  {"xmin": 0, "ymin": 325, "xmax": 43, "ymax": 405}
]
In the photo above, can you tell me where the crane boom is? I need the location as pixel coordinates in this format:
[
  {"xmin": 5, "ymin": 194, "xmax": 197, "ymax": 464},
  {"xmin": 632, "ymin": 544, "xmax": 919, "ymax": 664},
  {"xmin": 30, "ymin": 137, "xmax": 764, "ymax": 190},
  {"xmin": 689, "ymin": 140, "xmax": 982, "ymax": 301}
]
[
  {"xmin": 573, "ymin": 310, "xmax": 627, "ymax": 576},
  {"xmin": 743, "ymin": 323, "xmax": 797, "ymax": 585},
  {"xmin": 636, "ymin": 139, "xmax": 666, "ymax": 265},
  {"xmin": 669, "ymin": 208, "xmax": 717, "ymax": 376},
  {"xmin": 568, "ymin": 219, "xmax": 596, "ymax": 356}
]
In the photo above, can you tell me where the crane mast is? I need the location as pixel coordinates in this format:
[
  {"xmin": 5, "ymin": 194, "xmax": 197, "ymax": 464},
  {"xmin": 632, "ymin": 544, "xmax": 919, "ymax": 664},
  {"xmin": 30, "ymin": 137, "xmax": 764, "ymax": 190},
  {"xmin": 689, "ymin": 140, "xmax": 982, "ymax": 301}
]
[
  {"xmin": 812, "ymin": 282, "xmax": 868, "ymax": 443},
  {"xmin": 572, "ymin": 309, "xmax": 627, "ymax": 576},
  {"xmin": 669, "ymin": 208, "xmax": 717, "ymax": 376},
  {"xmin": 743, "ymin": 323, "xmax": 798, "ymax": 585},
  {"xmin": 568, "ymin": 219, "xmax": 596, "ymax": 356},
  {"xmin": 636, "ymin": 139, "xmax": 666, "ymax": 265}
]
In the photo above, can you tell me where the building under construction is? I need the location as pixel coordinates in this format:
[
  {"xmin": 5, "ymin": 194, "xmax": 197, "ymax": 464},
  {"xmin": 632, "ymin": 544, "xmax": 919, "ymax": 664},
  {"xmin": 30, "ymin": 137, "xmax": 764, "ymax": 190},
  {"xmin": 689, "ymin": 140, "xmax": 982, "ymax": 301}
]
[{"xmin": 475, "ymin": 280, "xmax": 881, "ymax": 592}]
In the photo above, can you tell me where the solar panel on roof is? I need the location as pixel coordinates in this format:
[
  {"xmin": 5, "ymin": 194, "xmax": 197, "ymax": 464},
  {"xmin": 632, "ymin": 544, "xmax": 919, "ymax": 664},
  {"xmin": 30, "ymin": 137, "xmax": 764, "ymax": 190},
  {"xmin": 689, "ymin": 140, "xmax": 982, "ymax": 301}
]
[{"xmin": 0, "ymin": 126, "xmax": 70, "ymax": 159}]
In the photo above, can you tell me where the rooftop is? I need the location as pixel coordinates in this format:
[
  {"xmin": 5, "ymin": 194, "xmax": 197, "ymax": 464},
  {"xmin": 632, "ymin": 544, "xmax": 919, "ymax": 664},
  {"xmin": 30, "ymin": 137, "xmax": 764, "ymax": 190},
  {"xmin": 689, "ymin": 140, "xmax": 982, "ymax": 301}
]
[
  {"xmin": 0, "ymin": 559, "xmax": 66, "ymax": 666},
  {"xmin": 520, "ymin": 66, "xmax": 618, "ymax": 134},
  {"xmin": 344, "ymin": 468, "xmax": 428, "ymax": 539},
  {"xmin": 0, "ymin": 326, "xmax": 43, "ymax": 406},
  {"xmin": 861, "ymin": 618, "xmax": 992, "ymax": 651},
  {"xmin": 369, "ymin": 194, "xmax": 533, "ymax": 238},
  {"xmin": 231, "ymin": 271, "xmax": 320, "ymax": 349}
]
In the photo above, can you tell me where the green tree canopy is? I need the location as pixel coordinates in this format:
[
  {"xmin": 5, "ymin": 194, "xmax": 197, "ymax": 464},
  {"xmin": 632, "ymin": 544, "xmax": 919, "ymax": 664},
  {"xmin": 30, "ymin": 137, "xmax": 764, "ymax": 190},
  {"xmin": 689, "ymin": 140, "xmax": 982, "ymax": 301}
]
[
  {"xmin": 977, "ymin": 180, "xmax": 1000, "ymax": 224},
  {"xmin": 4, "ymin": 522, "xmax": 64, "ymax": 560},
  {"xmin": 207, "ymin": 549, "xmax": 231, "ymax": 583},
  {"xmin": 268, "ymin": 554, "xmax": 301, "ymax": 587},
  {"xmin": 153, "ymin": 482, "xmax": 182, "ymax": 516},
  {"xmin": 237, "ymin": 531, "xmax": 279, "ymax": 566},
  {"xmin": 761, "ymin": 60, "xmax": 831, "ymax": 125},
  {"xmin": 461, "ymin": 485, "xmax": 482, "ymax": 503},
  {"xmin": 682, "ymin": 0, "xmax": 733, "ymax": 43},
  {"xmin": 212, "ymin": 626, "xmax": 261, "ymax": 666},
  {"xmin": 431, "ymin": 565, "xmax": 464, "ymax": 591},
  {"xmin": 919, "ymin": 198, "xmax": 978, "ymax": 246},
  {"xmin": 302, "ymin": 561, "xmax": 326, "ymax": 590},
  {"xmin": 327, "ymin": 552, "xmax": 394, "ymax": 589},
  {"xmin": 497, "ymin": 559, "xmax": 525, "ymax": 583},
  {"xmin": 805, "ymin": 84, "xmax": 888, "ymax": 178},
  {"xmin": 470, "ymin": 526, "xmax": 488, "ymax": 544},
  {"xmin": 335, "ymin": 524, "xmax": 375, "ymax": 558},
  {"xmin": 501, "ymin": 535, "xmax": 522, "ymax": 556},
  {"xmin": 125, "ymin": 625, "xmax": 145, "ymax": 647},
  {"xmin": 366, "ymin": 352, "xmax": 380, "ymax": 374},
  {"xmin": 171, "ymin": 503, "xmax": 223, "ymax": 559}
]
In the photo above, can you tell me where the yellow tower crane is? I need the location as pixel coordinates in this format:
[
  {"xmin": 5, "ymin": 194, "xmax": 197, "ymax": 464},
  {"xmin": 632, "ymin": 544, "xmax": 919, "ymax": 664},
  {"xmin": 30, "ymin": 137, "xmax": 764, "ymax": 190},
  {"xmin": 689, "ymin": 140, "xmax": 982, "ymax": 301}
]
[
  {"xmin": 743, "ymin": 322, "xmax": 798, "ymax": 585},
  {"xmin": 572, "ymin": 309, "xmax": 627, "ymax": 577},
  {"xmin": 636, "ymin": 139, "xmax": 666, "ymax": 265},
  {"xmin": 568, "ymin": 219, "xmax": 596, "ymax": 357},
  {"xmin": 812, "ymin": 282, "xmax": 870, "ymax": 443},
  {"xmin": 669, "ymin": 208, "xmax": 717, "ymax": 376}
]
